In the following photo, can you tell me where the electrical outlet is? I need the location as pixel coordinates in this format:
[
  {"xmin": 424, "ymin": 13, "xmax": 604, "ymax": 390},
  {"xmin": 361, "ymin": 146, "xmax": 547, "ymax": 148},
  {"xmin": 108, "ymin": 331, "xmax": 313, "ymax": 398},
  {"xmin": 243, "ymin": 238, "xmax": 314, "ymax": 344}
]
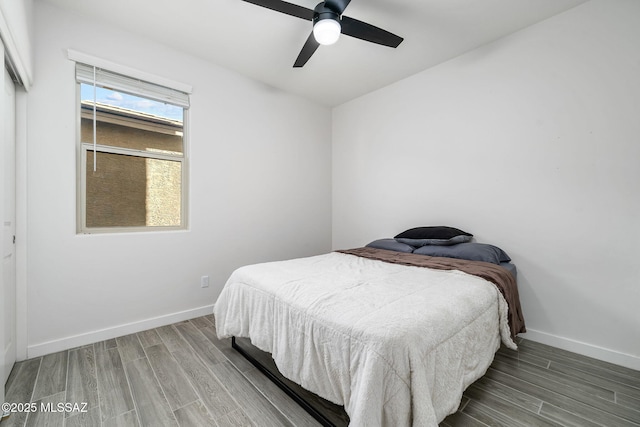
[{"xmin": 200, "ymin": 275, "xmax": 209, "ymax": 288}]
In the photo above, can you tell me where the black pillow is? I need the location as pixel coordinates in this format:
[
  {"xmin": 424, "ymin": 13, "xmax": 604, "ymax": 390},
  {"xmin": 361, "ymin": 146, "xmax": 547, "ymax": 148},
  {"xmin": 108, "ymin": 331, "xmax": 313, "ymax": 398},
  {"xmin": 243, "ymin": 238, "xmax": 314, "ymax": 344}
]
[{"xmin": 395, "ymin": 226, "xmax": 473, "ymax": 247}]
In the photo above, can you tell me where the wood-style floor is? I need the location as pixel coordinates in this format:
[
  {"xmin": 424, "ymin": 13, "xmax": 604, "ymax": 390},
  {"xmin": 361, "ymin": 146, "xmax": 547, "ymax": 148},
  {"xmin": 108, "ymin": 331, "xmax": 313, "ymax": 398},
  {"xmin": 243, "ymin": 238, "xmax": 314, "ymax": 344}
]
[{"xmin": 2, "ymin": 315, "xmax": 639, "ymax": 426}]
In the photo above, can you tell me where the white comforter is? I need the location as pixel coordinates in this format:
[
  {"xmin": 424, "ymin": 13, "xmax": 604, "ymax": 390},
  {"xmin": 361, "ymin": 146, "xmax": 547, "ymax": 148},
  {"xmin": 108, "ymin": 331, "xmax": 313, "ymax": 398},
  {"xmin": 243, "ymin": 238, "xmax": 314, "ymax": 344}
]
[{"xmin": 214, "ymin": 252, "xmax": 515, "ymax": 426}]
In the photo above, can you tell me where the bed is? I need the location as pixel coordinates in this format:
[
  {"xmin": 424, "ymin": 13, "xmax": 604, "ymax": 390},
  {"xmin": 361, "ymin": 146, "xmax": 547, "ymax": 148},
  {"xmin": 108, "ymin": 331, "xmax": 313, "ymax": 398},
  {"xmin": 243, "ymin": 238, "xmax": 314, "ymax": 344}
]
[{"xmin": 214, "ymin": 227, "xmax": 526, "ymax": 426}]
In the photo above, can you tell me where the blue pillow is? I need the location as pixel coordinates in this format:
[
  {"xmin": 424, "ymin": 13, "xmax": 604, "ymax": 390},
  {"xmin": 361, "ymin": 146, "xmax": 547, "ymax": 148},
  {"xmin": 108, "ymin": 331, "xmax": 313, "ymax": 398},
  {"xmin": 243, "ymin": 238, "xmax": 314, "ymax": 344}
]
[
  {"xmin": 366, "ymin": 239, "xmax": 415, "ymax": 253},
  {"xmin": 413, "ymin": 242, "xmax": 511, "ymax": 265}
]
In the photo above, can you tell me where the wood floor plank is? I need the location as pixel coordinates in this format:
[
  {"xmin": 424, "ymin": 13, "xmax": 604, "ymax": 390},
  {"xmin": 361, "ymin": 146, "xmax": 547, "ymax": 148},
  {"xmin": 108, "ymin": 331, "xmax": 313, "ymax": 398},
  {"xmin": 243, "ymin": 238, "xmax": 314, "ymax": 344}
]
[
  {"xmin": 95, "ymin": 346, "xmax": 135, "ymax": 422},
  {"xmin": 497, "ymin": 345, "xmax": 550, "ymax": 368},
  {"xmin": 471, "ymin": 375, "xmax": 543, "ymax": 414},
  {"xmin": 204, "ymin": 314, "xmax": 216, "ymax": 326},
  {"xmin": 549, "ymin": 360, "xmax": 640, "ymax": 400},
  {"xmin": 24, "ymin": 391, "xmax": 66, "ymax": 427},
  {"xmin": 461, "ymin": 399, "xmax": 536, "ymax": 427},
  {"xmin": 173, "ymin": 400, "xmax": 216, "ymax": 427},
  {"xmin": 5, "ymin": 360, "xmax": 24, "ymax": 395},
  {"xmin": 31, "ymin": 351, "xmax": 68, "ymax": 401},
  {"xmin": 189, "ymin": 316, "xmax": 214, "ymax": 329},
  {"xmin": 215, "ymin": 408, "xmax": 254, "ymax": 427},
  {"xmin": 211, "ymin": 360, "xmax": 294, "ymax": 427},
  {"xmin": 458, "ymin": 396, "xmax": 470, "ymax": 411},
  {"xmin": 539, "ymin": 402, "xmax": 605, "ymax": 427},
  {"xmin": 116, "ymin": 334, "xmax": 146, "ymax": 363},
  {"xmin": 102, "ymin": 410, "xmax": 140, "ymax": 427},
  {"xmin": 463, "ymin": 384, "xmax": 561, "ymax": 427},
  {"xmin": 171, "ymin": 348, "xmax": 238, "ymax": 420},
  {"xmin": 199, "ymin": 326, "xmax": 255, "ymax": 373},
  {"xmin": 440, "ymin": 410, "xmax": 489, "ymax": 427},
  {"xmin": 137, "ymin": 329, "xmax": 163, "ymax": 348},
  {"xmin": 66, "ymin": 346, "xmax": 99, "ymax": 418},
  {"xmin": 241, "ymin": 367, "xmax": 322, "ymax": 427},
  {"xmin": 617, "ymin": 392, "xmax": 640, "ymax": 412},
  {"xmin": 145, "ymin": 343, "xmax": 199, "ymax": 411},
  {"xmin": 156, "ymin": 325, "xmax": 189, "ymax": 353},
  {"xmin": 0, "ymin": 412, "xmax": 27, "ymax": 427},
  {"xmin": 95, "ymin": 339, "xmax": 118, "ymax": 352},
  {"xmin": 124, "ymin": 357, "xmax": 177, "ymax": 427},
  {"xmin": 5, "ymin": 358, "xmax": 41, "ymax": 401},
  {"xmin": 174, "ymin": 322, "xmax": 226, "ymax": 366},
  {"xmin": 65, "ymin": 407, "xmax": 101, "ymax": 427}
]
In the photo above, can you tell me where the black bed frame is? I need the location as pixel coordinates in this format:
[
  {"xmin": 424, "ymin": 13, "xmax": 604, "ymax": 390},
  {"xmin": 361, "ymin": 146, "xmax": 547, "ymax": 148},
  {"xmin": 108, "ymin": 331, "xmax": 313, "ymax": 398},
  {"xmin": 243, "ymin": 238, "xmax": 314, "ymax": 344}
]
[{"xmin": 231, "ymin": 337, "xmax": 345, "ymax": 427}]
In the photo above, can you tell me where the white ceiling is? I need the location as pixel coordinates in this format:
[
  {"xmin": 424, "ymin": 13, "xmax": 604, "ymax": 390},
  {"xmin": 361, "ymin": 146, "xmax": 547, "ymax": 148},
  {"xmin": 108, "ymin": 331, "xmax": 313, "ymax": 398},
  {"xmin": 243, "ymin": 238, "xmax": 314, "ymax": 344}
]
[{"xmin": 41, "ymin": 0, "xmax": 588, "ymax": 106}]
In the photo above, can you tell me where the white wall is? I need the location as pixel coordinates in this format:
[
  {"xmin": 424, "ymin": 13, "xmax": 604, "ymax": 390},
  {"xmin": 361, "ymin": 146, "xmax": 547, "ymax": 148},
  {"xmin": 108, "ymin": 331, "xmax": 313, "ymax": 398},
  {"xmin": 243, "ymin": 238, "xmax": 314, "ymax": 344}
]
[
  {"xmin": 25, "ymin": 2, "xmax": 332, "ymax": 356},
  {"xmin": 333, "ymin": 0, "xmax": 640, "ymax": 369}
]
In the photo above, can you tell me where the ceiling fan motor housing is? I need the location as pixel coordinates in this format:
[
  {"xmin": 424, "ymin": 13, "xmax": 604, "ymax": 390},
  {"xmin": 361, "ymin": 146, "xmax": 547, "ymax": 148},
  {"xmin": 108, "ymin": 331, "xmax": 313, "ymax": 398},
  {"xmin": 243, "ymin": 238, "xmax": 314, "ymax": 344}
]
[{"xmin": 313, "ymin": 3, "xmax": 340, "ymax": 26}]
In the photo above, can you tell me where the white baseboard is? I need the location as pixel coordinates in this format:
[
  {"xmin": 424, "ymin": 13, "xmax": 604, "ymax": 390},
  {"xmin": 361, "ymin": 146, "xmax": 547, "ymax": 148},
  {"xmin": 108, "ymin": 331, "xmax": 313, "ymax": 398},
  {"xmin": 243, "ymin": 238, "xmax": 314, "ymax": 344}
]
[
  {"xmin": 27, "ymin": 305, "xmax": 215, "ymax": 359},
  {"xmin": 521, "ymin": 329, "xmax": 640, "ymax": 371}
]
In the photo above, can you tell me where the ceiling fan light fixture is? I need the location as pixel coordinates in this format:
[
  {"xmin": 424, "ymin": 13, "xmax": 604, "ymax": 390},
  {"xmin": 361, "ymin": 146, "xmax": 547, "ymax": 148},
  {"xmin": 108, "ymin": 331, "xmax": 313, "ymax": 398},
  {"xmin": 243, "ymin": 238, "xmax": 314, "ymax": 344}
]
[
  {"xmin": 313, "ymin": 17, "xmax": 341, "ymax": 45},
  {"xmin": 242, "ymin": 0, "xmax": 403, "ymax": 67}
]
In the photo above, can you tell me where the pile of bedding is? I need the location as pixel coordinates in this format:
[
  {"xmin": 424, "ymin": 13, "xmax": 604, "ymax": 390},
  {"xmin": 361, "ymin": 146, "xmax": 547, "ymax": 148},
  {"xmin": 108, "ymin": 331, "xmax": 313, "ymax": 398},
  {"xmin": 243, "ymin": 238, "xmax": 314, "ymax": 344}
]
[{"xmin": 366, "ymin": 226, "xmax": 518, "ymax": 279}]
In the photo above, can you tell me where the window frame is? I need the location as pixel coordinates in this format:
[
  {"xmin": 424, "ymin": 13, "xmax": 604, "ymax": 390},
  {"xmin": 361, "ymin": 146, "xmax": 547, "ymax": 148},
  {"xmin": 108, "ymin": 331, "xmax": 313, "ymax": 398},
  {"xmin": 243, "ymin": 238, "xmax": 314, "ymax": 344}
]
[{"xmin": 75, "ymin": 73, "xmax": 189, "ymax": 235}]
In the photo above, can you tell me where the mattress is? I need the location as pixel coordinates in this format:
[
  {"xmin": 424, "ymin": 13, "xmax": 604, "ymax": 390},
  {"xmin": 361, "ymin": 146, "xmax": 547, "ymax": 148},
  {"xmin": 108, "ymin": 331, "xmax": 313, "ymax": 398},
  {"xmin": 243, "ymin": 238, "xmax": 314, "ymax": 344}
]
[{"xmin": 214, "ymin": 250, "xmax": 519, "ymax": 426}]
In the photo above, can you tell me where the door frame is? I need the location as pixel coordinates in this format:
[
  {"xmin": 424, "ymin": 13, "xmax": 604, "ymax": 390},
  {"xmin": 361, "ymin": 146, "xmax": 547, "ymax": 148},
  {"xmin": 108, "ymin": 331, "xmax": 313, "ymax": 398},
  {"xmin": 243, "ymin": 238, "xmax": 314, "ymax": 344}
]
[{"xmin": 1, "ymin": 40, "xmax": 21, "ymax": 413}]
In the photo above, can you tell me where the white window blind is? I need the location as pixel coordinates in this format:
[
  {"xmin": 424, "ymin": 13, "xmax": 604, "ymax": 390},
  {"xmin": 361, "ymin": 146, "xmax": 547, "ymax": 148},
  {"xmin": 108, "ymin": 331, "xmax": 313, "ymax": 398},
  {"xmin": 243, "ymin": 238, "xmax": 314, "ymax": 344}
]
[{"xmin": 75, "ymin": 63, "xmax": 190, "ymax": 108}]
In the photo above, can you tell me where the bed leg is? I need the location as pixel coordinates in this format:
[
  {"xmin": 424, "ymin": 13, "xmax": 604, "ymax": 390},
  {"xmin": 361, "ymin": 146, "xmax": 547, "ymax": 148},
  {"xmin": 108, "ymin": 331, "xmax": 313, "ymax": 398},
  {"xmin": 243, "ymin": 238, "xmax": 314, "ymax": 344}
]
[{"xmin": 231, "ymin": 336, "xmax": 337, "ymax": 427}]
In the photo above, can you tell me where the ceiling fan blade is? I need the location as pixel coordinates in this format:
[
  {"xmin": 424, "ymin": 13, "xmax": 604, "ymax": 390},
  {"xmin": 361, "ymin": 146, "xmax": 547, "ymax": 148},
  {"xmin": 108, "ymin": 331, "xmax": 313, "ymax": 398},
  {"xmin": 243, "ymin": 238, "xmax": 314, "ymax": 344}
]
[
  {"xmin": 341, "ymin": 16, "xmax": 403, "ymax": 48},
  {"xmin": 241, "ymin": 0, "xmax": 314, "ymax": 20},
  {"xmin": 324, "ymin": 0, "xmax": 351, "ymax": 14},
  {"xmin": 293, "ymin": 32, "xmax": 320, "ymax": 68}
]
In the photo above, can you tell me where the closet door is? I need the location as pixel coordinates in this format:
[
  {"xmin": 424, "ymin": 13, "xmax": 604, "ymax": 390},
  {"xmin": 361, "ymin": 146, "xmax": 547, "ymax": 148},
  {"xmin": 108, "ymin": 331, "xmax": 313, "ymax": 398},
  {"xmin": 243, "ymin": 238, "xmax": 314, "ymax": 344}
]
[{"xmin": 1, "ymin": 40, "xmax": 17, "ymax": 399}]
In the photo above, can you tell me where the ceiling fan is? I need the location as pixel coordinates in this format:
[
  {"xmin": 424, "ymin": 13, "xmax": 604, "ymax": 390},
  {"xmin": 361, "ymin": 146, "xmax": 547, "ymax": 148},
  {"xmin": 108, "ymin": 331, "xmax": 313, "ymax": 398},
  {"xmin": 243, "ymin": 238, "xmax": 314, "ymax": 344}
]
[{"xmin": 242, "ymin": 0, "xmax": 403, "ymax": 67}]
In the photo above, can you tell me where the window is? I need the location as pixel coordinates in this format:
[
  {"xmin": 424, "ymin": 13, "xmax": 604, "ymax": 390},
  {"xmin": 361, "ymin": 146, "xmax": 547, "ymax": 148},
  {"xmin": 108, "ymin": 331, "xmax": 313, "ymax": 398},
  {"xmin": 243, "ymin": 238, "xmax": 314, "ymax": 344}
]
[{"xmin": 75, "ymin": 63, "xmax": 189, "ymax": 233}]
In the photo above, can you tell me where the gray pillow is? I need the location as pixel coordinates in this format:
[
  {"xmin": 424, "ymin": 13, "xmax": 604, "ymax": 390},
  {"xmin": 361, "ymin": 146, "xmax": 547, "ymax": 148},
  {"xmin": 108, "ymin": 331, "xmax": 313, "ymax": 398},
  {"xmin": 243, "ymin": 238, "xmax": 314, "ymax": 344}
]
[
  {"xmin": 366, "ymin": 238, "xmax": 415, "ymax": 253},
  {"xmin": 500, "ymin": 262, "xmax": 517, "ymax": 279},
  {"xmin": 413, "ymin": 243, "xmax": 511, "ymax": 265}
]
